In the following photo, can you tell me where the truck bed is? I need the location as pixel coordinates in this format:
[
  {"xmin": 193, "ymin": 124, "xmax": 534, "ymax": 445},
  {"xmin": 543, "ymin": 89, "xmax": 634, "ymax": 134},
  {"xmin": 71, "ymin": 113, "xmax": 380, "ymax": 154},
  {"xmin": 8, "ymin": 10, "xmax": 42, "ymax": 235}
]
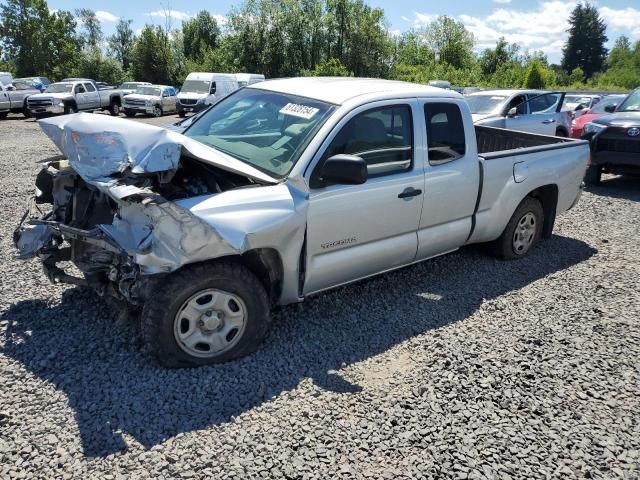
[{"xmin": 476, "ymin": 125, "xmax": 577, "ymax": 159}]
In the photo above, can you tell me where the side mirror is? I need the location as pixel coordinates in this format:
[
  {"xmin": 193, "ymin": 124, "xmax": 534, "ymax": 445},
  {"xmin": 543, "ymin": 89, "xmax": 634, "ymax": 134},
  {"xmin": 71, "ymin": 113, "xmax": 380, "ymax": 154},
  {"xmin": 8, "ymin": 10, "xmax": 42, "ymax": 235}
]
[
  {"xmin": 6, "ymin": 85, "xmax": 15, "ymax": 91},
  {"xmin": 604, "ymin": 104, "xmax": 616, "ymax": 113},
  {"xmin": 507, "ymin": 107, "xmax": 517, "ymax": 117},
  {"xmin": 316, "ymin": 154, "xmax": 367, "ymax": 187}
]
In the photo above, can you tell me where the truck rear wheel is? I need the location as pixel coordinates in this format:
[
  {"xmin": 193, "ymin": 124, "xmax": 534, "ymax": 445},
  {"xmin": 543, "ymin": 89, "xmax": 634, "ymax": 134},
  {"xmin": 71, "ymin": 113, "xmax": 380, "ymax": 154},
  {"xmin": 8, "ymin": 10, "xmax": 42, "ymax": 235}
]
[
  {"xmin": 141, "ymin": 261, "xmax": 271, "ymax": 368},
  {"xmin": 584, "ymin": 164, "xmax": 602, "ymax": 185},
  {"xmin": 494, "ymin": 197, "xmax": 544, "ymax": 260}
]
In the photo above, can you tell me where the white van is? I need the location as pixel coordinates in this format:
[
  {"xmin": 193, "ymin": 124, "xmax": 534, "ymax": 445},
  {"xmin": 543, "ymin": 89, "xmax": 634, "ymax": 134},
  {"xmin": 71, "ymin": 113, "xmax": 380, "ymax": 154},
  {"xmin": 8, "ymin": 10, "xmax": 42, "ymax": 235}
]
[
  {"xmin": 234, "ymin": 73, "xmax": 265, "ymax": 87},
  {"xmin": 177, "ymin": 72, "xmax": 239, "ymax": 117}
]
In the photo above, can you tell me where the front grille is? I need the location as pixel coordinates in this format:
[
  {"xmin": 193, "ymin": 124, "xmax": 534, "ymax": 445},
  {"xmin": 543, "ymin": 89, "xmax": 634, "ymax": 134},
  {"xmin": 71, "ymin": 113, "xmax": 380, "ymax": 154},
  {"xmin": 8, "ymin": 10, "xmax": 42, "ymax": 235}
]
[
  {"xmin": 597, "ymin": 138, "xmax": 640, "ymax": 154},
  {"xmin": 125, "ymin": 99, "xmax": 145, "ymax": 106},
  {"xmin": 28, "ymin": 98, "xmax": 53, "ymax": 107},
  {"xmin": 180, "ymin": 98, "xmax": 197, "ymax": 106}
]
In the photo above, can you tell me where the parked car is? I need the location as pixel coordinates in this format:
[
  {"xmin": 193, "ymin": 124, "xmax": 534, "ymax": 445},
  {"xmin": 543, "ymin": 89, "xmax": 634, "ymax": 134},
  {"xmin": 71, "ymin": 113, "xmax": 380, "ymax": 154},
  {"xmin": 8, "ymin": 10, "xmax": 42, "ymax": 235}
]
[
  {"xmin": 13, "ymin": 76, "xmax": 51, "ymax": 92},
  {"xmin": 27, "ymin": 80, "xmax": 123, "ymax": 117},
  {"xmin": 123, "ymin": 85, "xmax": 178, "ymax": 117},
  {"xmin": 570, "ymin": 94, "xmax": 627, "ymax": 138},
  {"xmin": 0, "ymin": 80, "xmax": 40, "ymax": 118},
  {"xmin": 581, "ymin": 88, "xmax": 640, "ymax": 184},
  {"xmin": 466, "ymin": 89, "xmax": 571, "ymax": 137},
  {"xmin": 562, "ymin": 93, "xmax": 601, "ymax": 117},
  {"xmin": 234, "ymin": 73, "xmax": 265, "ymax": 87},
  {"xmin": 118, "ymin": 81, "xmax": 152, "ymax": 95},
  {"xmin": 176, "ymin": 72, "xmax": 239, "ymax": 117},
  {"xmin": 14, "ymin": 78, "xmax": 589, "ymax": 366}
]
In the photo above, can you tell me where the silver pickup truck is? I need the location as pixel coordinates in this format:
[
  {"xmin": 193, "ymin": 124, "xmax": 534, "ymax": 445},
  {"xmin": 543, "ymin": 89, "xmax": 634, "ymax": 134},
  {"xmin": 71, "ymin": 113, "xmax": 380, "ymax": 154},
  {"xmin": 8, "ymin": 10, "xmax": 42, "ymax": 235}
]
[
  {"xmin": 27, "ymin": 79, "xmax": 123, "ymax": 117},
  {"xmin": 0, "ymin": 81, "xmax": 40, "ymax": 118},
  {"xmin": 14, "ymin": 78, "xmax": 589, "ymax": 367}
]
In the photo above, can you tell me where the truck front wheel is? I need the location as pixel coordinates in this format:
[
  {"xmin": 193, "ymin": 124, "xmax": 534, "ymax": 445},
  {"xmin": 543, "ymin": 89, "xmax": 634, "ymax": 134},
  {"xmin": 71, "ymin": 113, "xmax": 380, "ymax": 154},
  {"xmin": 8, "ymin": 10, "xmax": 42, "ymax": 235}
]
[
  {"xmin": 494, "ymin": 197, "xmax": 544, "ymax": 260},
  {"xmin": 63, "ymin": 104, "xmax": 78, "ymax": 115},
  {"xmin": 141, "ymin": 261, "xmax": 271, "ymax": 367},
  {"xmin": 109, "ymin": 102, "xmax": 121, "ymax": 116}
]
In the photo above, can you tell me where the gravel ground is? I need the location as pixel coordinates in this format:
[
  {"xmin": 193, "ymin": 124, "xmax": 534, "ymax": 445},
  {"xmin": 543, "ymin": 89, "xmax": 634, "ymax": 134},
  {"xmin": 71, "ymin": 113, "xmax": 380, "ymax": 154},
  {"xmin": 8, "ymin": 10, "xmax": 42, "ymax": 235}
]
[{"xmin": 1, "ymin": 112, "xmax": 639, "ymax": 479}]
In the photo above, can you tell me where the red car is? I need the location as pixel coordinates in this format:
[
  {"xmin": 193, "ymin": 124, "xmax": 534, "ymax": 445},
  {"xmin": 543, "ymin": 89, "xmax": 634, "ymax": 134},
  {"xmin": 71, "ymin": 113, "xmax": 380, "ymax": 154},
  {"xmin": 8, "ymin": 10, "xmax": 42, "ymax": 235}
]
[{"xmin": 571, "ymin": 94, "xmax": 627, "ymax": 138}]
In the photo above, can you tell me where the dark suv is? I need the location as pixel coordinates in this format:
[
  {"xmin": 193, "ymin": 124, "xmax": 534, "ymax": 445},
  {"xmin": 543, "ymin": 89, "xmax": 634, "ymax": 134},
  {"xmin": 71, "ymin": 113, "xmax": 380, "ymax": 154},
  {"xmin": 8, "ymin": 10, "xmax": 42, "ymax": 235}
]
[{"xmin": 582, "ymin": 88, "xmax": 640, "ymax": 184}]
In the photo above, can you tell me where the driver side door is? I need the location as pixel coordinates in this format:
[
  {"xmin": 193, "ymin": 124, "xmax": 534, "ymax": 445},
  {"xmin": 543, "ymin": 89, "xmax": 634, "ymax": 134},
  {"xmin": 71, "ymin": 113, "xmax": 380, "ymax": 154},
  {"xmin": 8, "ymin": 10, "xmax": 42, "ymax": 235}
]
[{"xmin": 303, "ymin": 100, "xmax": 424, "ymax": 295}]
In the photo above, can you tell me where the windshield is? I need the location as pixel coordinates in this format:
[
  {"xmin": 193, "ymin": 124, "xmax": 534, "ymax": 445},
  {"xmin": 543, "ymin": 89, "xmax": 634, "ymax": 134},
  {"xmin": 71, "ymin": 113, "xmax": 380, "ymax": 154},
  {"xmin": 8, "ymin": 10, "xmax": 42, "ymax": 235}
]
[
  {"xmin": 45, "ymin": 83, "xmax": 73, "ymax": 93},
  {"xmin": 181, "ymin": 80, "xmax": 210, "ymax": 94},
  {"xmin": 135, "ymin": 86, "xmax": 161, "ymax": 96},
  {"xmin": 185, "ymin": 88, "xmax": 335, "ymax": 178},
  {"xmin": 120, "ymin": 83, "xmax": 140, "ymax": 90},
  {"xmin": 591, "ymin": 96, "xmax": 624, "ymax": 114},
  {"xmin": 564, "ymin": 95, "xmax": 592, "ymax": 106},
  {"xmin": 617, "ymin": 90, "xmax": 640, "ymax": 112},
  {"xmin": 465, "ymin": 95, "xmax": 507, "ymax": 115}
]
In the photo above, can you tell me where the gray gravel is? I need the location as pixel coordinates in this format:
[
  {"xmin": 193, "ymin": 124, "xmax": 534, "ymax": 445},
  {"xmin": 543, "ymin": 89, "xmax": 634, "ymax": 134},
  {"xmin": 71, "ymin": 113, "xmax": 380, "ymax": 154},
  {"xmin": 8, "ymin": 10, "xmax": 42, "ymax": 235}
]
[{"xmin": 1, "ymin": 111, "xmax": 639, "ymax": 479}]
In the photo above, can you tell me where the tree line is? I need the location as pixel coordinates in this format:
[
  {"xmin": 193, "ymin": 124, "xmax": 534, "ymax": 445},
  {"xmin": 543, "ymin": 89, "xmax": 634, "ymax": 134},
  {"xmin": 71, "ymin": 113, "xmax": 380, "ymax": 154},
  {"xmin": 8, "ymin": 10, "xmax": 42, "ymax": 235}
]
[{"xmin": 0, "ymin": 0, "xmax": 638, "ymax": 90}]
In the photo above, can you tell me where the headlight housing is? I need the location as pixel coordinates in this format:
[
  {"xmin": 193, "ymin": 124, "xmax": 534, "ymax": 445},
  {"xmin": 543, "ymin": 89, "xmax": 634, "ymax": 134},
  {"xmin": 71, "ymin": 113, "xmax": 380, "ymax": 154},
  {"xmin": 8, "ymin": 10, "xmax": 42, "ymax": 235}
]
[
  {"xmin": 145, "ymin": 100, "xmax": 152, "ymax": 106},
  {"xmin": 196, "ymin": 97, "xmax": 205, "ymax": 104},
  {"xmin": 583, "ymin": 122, "xmax": 605, "ymax": 135}
]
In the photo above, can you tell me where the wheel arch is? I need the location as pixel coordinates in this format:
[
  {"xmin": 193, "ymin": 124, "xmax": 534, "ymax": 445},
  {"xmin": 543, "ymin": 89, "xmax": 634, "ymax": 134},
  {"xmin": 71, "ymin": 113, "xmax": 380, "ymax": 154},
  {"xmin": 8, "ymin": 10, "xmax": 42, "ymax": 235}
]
[{"xmin": 527, "ymin": 184, "xmax": 558, "ymax": 239}]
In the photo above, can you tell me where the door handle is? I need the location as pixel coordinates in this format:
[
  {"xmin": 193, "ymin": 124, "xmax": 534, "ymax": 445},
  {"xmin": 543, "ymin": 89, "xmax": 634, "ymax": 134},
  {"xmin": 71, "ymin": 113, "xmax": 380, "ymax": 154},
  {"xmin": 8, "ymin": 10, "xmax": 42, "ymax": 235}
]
[
  {"xmin": 398, "ymin": 187, "xmax": 422, "ymax": 199},
  {"xmin": 542, "ymin": 119, "xmax": 556, "ymax": 124}
]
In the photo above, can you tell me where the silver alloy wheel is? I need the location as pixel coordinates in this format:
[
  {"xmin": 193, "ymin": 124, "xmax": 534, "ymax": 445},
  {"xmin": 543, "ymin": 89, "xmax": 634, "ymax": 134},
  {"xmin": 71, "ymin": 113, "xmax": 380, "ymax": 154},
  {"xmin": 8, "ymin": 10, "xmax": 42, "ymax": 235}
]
[
  {"xmin": 153, "ymin": 106, "xmax": 162, "ymax": 117},
  {"xmin": 512, "ymin": 211, "xmax": 537, "ymax": 254},
  {"xmin": 173, "ymin": 289, "xmax": 248, "ymax": 358}
]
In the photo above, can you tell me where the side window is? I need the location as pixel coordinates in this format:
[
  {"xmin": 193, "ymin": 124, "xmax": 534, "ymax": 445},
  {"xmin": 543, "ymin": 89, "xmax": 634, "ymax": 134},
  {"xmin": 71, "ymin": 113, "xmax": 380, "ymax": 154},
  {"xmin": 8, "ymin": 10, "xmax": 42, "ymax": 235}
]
[
  {"xmin": 210, "ymin": 81, "xmax": 217, "ymax": 94},
  {"xmin": 74, "ymin": 84, "xmax": 85, "ymax": 94},
  {"xmin": 84, "ymin": 82, "xmax": 96, "ymax": 92},
  {"xmin": 506, "ymin": 95, "xmax": 527, "ymax": 115},
  {"xmin": 322, "ymin": 105, "xmax": 413, "ymax": 176},
  {"xmin": 530, "ymin": 93, "xmax": 560, "ymax": 114},
  {"xmin": 425, "ymin": 102, "xmax": 466, "ymax": 165}
]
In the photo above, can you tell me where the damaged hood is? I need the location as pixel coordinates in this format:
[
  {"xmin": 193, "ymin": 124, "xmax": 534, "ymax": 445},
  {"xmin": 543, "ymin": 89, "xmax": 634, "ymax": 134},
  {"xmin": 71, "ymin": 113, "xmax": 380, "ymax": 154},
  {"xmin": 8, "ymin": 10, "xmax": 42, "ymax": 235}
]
[{"xmin": 38, "ymin": 113, "xmax": 278, "ymax": 185}]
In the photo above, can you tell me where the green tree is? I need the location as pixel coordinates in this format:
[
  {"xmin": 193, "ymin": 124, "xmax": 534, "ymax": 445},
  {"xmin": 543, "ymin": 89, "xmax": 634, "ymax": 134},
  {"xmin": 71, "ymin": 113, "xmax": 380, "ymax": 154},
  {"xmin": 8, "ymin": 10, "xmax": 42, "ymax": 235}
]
[
  {"xmin": 182, "ymin": 11, "xmax": 221, "ymax": 62},
  {"xmin": 522, "ymin": 59, "xmax": 546, "ymax": 89},
  {"xmin": 424, "ymin": 16, "xmax": 474, "ymax": 69},
  {"xmin": 394, "ymin": 31, "xmax": 431, "ymax": 66},
  {"xmin": 76, "ymin": 46, "xmax": 126, "ymax": 85},
  {"xmin": 108, "ymin": 19, "xmax": 135, "ymax": 71},
  {"xmin": 130, "ymin": 25, "xmax": 174, "ymax": 84},
  {"xmin": 479, "ymin": 37, "xmax": 519, "ymax": 75},
  {"xmin": 0, "ymin": 0, "xmax": 81, "ymax": 78},
  {"xmin": 561, "ymin": 2, "xmax": 607, "ymax": 78},
  {"xmin": 308, "ymin": 57, "xmax": 351, "ymax": 76},
  {"xmin": 568, "ymin": 67, "xmax": 585, "ymax": 84},
  {"xmin": 76, "ymin": 8, "xmax": 102, "ymax": 48}
]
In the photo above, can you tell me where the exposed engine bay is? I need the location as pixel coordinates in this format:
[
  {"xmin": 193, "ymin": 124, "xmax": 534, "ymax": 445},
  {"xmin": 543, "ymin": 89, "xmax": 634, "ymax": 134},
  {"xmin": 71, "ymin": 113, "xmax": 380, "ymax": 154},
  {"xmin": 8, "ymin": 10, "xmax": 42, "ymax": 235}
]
[{"xmin": 15, "ymin": 155, "xmax": 256, "ymax": 305}]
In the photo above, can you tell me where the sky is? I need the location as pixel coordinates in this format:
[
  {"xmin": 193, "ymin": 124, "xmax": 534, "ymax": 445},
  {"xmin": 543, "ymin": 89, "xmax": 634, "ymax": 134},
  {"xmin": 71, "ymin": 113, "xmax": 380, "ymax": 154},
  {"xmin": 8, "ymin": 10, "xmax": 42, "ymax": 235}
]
[{"xmin": 46, "ymin": 0, "xmax": 640, "ymax": 64}]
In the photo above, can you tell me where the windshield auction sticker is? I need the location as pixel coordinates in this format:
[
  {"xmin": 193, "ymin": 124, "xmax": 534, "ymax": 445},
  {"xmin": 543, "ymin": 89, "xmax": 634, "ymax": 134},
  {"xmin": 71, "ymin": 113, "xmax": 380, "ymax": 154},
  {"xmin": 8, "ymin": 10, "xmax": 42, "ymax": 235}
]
[{"xmin": 279, "ymin": 103, "xmax": 319, "ymax": 119}]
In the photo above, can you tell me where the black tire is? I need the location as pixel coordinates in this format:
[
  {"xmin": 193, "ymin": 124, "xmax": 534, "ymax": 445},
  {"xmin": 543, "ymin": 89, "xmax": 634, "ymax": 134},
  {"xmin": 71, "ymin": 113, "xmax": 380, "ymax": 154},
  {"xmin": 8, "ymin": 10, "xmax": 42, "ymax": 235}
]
[
  {"xmin": 178, "ymin": 110, "xmax": 186, "ymax": 118},
  {"xmin": 63, "ymin": 104, "xmax": 78, "ymax": 115},
  {"xmin": 494, "ymin": 197, "xmax": 544, "ymax": 260},
  {"xmin": 109, "ymin": 102, "xmax": 121, "ymax": 116},
  {"xmin": 0, "ymin": 111, "xmax": 8, "ymax": 119},
  {"xmin": 555, "ymin": 128, "xmax": 568, "ymax": 138},
  {"xmin": 124, "ymin": 109, "xmax": 136, "ymax": 117},
  {"xmin": 141, "ymin": 261, "xmax": 271, "ymax": 368},
  {"xmin": 22, "ymin": 103, "xmax": 31, "ymax": 118},
  {"xmin": 152, "ymin": 105, "xmax": 162, "ymax": 117},
  {"xmin": 584, "ymin": 164, "xmax": 602, "ymax": 185}
]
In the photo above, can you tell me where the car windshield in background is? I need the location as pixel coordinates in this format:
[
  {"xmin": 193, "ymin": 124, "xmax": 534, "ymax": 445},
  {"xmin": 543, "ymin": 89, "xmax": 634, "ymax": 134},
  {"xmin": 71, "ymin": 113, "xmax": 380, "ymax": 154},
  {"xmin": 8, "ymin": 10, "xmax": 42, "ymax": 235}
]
[
  {"xmin": 466, "ymin": 95, "xmax": 507, "ymax": 115},
  {"xmin": 45, "ymin": 83, "xmax": 73, "ymax": 93},
  {"xmin": 616, "ymin": 90, "xmax": 640, "ymax": 112},
  {"xmin": 564, "ymin": 95, "xmax": 593, "ymax": 106},
  {"xmin": 120, "ymin": 83, "xmax": 140, "ymax": 90},
  {"xmin": 185, "ymin": 88, "xmax": 335, "ymax": 178},
  {"xmin": 181, "ymin": 80, "xmax": 210, "ymax": 94},
  {"xmin": 136, "ymin": 87, "xmax": 161, "ymax": 96},
  {"xmin": 12, "ymin": 81, "xmax": 31, "ymax": 90},
  {"xmin": 590, "ymin": 96, "xmax": 625, "ymax": 114}
]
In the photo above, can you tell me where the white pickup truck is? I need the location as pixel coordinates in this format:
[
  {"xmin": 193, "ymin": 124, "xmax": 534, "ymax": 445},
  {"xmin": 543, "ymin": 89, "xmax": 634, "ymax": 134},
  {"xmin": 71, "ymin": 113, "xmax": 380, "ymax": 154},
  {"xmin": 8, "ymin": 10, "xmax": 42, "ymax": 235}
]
[
  {"xmin": 27, "ymin": 79, "xmax": 123, "ymax": 117},
  {"xmin": 15, "ymin": 78, "xmax": 589, "ymax": 367}
]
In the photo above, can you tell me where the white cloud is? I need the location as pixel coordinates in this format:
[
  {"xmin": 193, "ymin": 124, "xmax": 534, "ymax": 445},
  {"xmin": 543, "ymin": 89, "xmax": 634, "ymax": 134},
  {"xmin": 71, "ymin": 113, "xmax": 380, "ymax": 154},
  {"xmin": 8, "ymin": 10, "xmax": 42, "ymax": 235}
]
[
  {"xmin": 493, "ymin": 0, "xmax": 511, "ymax": 3},
  {"xmin": 600, "ymin": 6, "xmax": 640, "ymax": 40},
  {"xmin": 95, "ymin": 10, "xmax": 119, "ymax": 23},
  {"xmin": 412, "ymin": 12, "xmax": 436, "ymax": 28},
  {"xmin": 145, "ymin": 9, "xmax": 192, "ymax": 21},
  {"xmin": 211, "ymin": 13, "xmax": 228, "ymax": 26}
]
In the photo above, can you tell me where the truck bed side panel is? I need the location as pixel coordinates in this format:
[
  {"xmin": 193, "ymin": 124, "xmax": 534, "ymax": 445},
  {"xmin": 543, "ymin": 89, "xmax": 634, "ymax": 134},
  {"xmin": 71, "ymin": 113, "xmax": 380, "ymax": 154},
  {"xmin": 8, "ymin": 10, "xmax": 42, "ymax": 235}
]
[{"xmin": 468, "ymin": 142, "xmax": 589, "ymax": 244}]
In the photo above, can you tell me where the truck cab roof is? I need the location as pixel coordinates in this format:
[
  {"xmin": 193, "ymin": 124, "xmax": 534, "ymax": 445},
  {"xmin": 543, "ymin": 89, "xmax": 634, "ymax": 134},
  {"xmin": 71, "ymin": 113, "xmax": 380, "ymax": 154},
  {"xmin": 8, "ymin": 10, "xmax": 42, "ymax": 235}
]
[{"xmin": 249, "ymin": 77, "xmax": 462, "ymax": 105}]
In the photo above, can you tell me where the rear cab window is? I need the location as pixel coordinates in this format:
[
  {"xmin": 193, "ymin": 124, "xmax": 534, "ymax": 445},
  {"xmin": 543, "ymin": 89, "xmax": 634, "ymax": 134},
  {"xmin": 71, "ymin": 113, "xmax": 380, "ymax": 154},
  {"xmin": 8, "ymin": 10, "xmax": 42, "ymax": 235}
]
[{"xmin": 424, "ymin": 102, "xmax": 466, "ymax": 165}]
